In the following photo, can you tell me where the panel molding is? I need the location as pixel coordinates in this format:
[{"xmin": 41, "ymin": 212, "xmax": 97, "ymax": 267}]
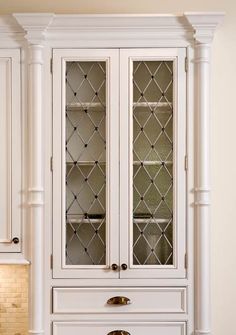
[
  {"xmin": 53, "ymin": 287, "xmax": 187, "ymax": 314},
  {"xmin": 0, "ymin": 49, "xmax": 21, "ymax": 253},
  {"xmin": 53, "ymin": 321, "xmax": 186, "ymax": 335}
]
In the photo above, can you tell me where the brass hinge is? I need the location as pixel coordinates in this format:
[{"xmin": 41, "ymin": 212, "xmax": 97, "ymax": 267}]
[
  {"xmin": 185, "ymin": 253, "xmax": 188, "ymax": 269},
  {"xmin": 184, "ymin": 155, "xmax": 188, "ymax": 171},
  {"xmin": 50, "ymin": 156, "xmax": 53, "ymax": 172},
  {"xmin": 50, "ymin": 254, "xmax": 53, "ymax": 269},
  {"xmin": 185, "ymin": 57, "xmax": 188, "ymax": 72},
  {"xmin": 50, "ymin": 58, "xmax": 53, "ymax": 73}
]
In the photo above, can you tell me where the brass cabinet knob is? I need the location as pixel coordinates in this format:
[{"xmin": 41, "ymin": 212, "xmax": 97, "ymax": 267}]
[
  {"xmin": 107, "ymin": 296, "xmax": 131, "ymax": 305},
  {"xmin": 121, "ymin": 263, "xmax": 128, "ymax": 270},
  {"xmin": 12, "ymin": 237, "xmax": 19, "ymax": 244},
  {"xmin": 107, "ymin": 331, "xmax": 130, "ymax": 335},
  {"xmin": 111, "ymin": 263, "xmax": 119, "ymax": 271}
]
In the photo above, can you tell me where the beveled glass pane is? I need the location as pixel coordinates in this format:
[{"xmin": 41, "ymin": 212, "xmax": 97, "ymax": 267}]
[
  {"xmin": 133, "ymin": 60, "xmax": 173, "ymax": 265},
  {"xmin": 65, "ymin": 61, "xmax": 106, "ymax": 265}
]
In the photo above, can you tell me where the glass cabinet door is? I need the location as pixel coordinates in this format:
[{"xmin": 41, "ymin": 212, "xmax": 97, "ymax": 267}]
[
  {"xmin": 53, "ymin": 48, "xmax": 186, "ymax": 279},
  {"xmin": 53, "ymin": 49, "xmax": 119, "ymax": 278},
  {"xmin": 120, "ymin": 49, "xmax": 186, "ymax": 278}
]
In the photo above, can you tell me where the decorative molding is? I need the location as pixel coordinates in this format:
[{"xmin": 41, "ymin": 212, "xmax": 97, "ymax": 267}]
[
  {"xmin": 22, "ymin": 27, "xmax": 47, "ymax": 335},
  {"xmin": 195, "ymin": 189, "xmax": 211, "ymax": 206},
  {"xmin": 189, "ymin": 14, "xmax": 224, "ymax": 335},
  {"xmin": 195, "ymin": 331, "xmax": 211, "ymax": 335},
  {"xmin": 184, "ymin": 12, "xmax": 225, "ymax": 43},
  {"xmin": 0, "ymin": 15, "xmax": 24, "ymax": 33},
  {"xmin": 0, "ymin": 259, "xmax": 30, "ymax": 265},
  {"xmin": 13, "ymin": 13, "xmax": 54, "ymax": 44},
  {"xmin": 0, "ymin": 13, "xmax": 224, "ymax": 46}
]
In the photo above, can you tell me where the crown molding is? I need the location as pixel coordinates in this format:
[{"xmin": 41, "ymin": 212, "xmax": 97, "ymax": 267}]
[
  {"xmin": 13, "ymin": 13, "xmax": 54, "ymax": 44},
  {"xmin": 0, "ymin": 12, "xmax": 225, "ymax": 46},
  {"xmin": 184, "ymin": 12, "xmax": 225, "ymax": 44}
]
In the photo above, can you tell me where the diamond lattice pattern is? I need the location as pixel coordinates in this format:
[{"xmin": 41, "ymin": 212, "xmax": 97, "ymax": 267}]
[
  {"xmin": 133, "ymin": 61, "xmax": 174, "ymax": 265},
  {"xmin": 65, "ymin": 61, "xmax": 106, "ymax": 265}
]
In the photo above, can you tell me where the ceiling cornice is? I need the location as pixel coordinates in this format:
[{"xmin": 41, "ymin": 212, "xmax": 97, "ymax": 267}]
[{"xmin": 184, "ymin": 12, "xmax": 225, "ymax": 44}]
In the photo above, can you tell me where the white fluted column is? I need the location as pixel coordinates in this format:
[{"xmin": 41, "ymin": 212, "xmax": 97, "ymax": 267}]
[
  {"xmin": 185, "ymin": 12, "xmax": 224, "ymax": 335},
  {"xmin": 195, "ymin": 41, "xmax": 211, "ymax": 335},
  {"xmin": 27, "ymin": 43, "xmax": 44, "ymax": 335},
  {"xmin": 13, "ymin": 13, "xmax": 54, "ymax": 335}
]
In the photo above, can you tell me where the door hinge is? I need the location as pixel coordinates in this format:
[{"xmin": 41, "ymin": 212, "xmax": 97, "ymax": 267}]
[
  {"xmin": 185, "ymin": 253, "xmax": 188, "ymax": 269},
  {"xmin": 185, "ymin": 57, "xmax": 188, "ymax": 72},
  {"xmin": 184, "ymin": 155, "xmax": 188, "ymax": 171},
  {"xmin": 50, "ymin": 254, "xmax": 53, "ymax": 269},
  {"xmin": 50, "ymin": 156, "xmax": 53, "ymax": 172},
  {"xmin": 50, "ymin": 58, "xmax": 53, "ymax": 73}
]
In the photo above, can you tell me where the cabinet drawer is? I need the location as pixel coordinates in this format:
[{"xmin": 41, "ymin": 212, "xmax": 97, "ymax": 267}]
[
  {"xmin": 53, "ymin": 287, "xmax": 186, "ymax": 314},
  {"xmin": 53, "ymin": 321, "xmax": 186, "ymax": 335}
]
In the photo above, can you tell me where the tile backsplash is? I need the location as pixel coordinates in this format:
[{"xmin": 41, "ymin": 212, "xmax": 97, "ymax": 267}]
[{"xmin": 0, "ymin": 265, "xmax": 28, "ymax": 335}]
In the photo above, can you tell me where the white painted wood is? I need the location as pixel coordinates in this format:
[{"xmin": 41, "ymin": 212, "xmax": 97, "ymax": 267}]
[
  {"xmin": 0, "ymin": 49, "xmax": 21, "ymax": 253},
  {"xmin": 0, "ymin": 12, "xmax": 224, "ymax": 335},
  {"xmin": 52, "ymin": 49, "xmax": 120, "ymax": 279},
  {"xmin": 120, "ymin": 48, "xmax": 186, "ymax": 279},
  {"xmin": 53, "ymin": 287, "xmax": 186, "ymax": 314},
  {"xmin": 185, "ymin": 45, "xmax": 195, "ymax": 335},
  {"xmin": 53, "ymin": 321, "xmax": 186, "ymax": 335},
  {"xmin": 0, "ymin": 258, "xmax": 30, "ymax": 264},
  {"xmin": 14, "ymin": 13, "xmax": 54, "ymax": 335},
  {"xmin": 185, "ymin": 12, "xmax": 224, "ymax": 335},
  {"xmin": 51, "ymin": 313, "xmax": 188, "ymax": 323}
]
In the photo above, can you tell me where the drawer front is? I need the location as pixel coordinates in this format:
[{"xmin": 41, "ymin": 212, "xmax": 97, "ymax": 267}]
[
  {"xmin": 53, "ymin": 322, "xmax": 186, "ymax": 335},
  {"xmin": 53, "ymin": 287, "xmax": 186, "ymax": 314}
]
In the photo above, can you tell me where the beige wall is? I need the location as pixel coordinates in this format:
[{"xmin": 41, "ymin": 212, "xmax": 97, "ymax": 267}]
[{"xmin": 0, "ymin": 1, "xmax": 235, "ymax": 335}]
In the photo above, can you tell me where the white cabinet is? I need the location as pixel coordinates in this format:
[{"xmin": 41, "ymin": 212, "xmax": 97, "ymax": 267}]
[
  {"xmin": 52, "ymin": 48, "xmax": 186, "ymax": 280},
  {"xmin": 0, "ymin": 12, "xmax": 224, "ymax": 335},
  {"xmin": 53, "ymin": 322, "xmax": 186, "ymax": 335},
  {"xmin": 0, "ymin": 49, "xmax": 21, "ymax": 253},
  {"xmin": 52, "ymin": 287, "xmax": 187, "ymax": 314}
]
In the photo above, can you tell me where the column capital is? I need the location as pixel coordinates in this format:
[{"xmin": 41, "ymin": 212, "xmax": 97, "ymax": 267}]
[
  {"xmin": 13, "ymin": 13, "xmax": 54, "ymax": 45},
  {"xmin": 184, "ymin": 12, "xmax": 224, "ymax": 44}
]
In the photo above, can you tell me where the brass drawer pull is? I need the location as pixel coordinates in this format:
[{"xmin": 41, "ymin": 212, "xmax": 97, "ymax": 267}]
[
  {"xmin": 107, "ymin": 296, "xmax": 131, "ymax": 305},
  {"xmin": 107, "ymin": 331, "xmax": 130, "ymax": 335}
]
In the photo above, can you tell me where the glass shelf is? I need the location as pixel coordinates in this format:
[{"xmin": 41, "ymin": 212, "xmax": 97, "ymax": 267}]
[
  {"xmin": 66, "ymin": 217, "xmax": 170, "ymax": 224},
  {"xmin": 66, "ymin": 161, "xmax": 172, "ymax": 166},
  {"xmin": 66, "ymin": 102, "xmax": 105, "ymax": 111},
  {"xmin": 133, "ymin": 102, "xmax": 172, "ymax": 107},
  {"xmin": 133, "ymin": 161, "xmax": 172, "ymax": 166},
  {"xmin": 66, "ymin": 161, "xmax": 106, "ymax": 166},
  {"xmin": 66, "ymin": 102, "xmax": 173, "ymax": 111}
]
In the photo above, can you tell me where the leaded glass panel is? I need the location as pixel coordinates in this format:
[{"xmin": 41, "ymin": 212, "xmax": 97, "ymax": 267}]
[
  {"xmin": 65, "ymin": 61, "xmax": 106, "ymax": 265},
  {"xmin": 132, "ymin": 60, "xmax": 174, "ymax": 266}
]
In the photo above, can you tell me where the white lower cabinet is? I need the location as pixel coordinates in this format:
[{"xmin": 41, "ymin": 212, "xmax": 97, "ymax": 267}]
[
  {"xmin": 53, "ymin": 322, "xmax": 186, "ymax": 335},
  {"xmin": 53, "ymin": 287, "xmax": 186, "ymax": 314}
]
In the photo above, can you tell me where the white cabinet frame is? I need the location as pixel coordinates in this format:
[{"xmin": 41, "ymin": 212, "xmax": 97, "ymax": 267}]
[
  {"xmin": 120, "ymin": 48, "xmax": 186, "ymax": 279},
  {"xmin": 52, "ymin": 48, "xmax": 120, "ymax": 279},
  {"xmin": 0, "ymin": 12, "xmax": 224, "ymax": 335},
  {"xmin": 0, "ymin": 49, "xmax": 21, "ymax": 253}
]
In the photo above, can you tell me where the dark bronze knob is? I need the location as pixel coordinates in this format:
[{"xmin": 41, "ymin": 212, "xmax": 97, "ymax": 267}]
[
  {"xmin": 111, "ymin": 263, "xmax": 119, "ymax": 271},
  {"xmin": 121, "ymin": 263, "xmax": 128, "ymax": 270},
  {"xmin": 12, "ymin": 237, "xmax": 19, "ymax": 244}
]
